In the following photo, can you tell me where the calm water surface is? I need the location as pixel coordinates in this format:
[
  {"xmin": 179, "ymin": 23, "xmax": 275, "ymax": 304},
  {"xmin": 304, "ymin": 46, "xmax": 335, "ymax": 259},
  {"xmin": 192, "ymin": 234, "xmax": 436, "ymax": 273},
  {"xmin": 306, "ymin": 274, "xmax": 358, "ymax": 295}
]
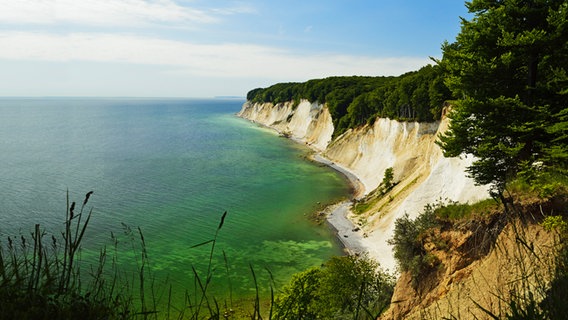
[{"xmin": 0, "ymin": 97, "xmax": 350, "ymax": 300}]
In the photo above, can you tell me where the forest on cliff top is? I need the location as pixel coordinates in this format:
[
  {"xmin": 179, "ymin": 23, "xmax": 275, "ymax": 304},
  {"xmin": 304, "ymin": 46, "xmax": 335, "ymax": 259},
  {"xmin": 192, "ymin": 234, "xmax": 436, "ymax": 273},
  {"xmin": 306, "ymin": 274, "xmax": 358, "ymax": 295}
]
[{"xmin": 247, "ymin": 64, "xmax": 451, "ymax": 137}]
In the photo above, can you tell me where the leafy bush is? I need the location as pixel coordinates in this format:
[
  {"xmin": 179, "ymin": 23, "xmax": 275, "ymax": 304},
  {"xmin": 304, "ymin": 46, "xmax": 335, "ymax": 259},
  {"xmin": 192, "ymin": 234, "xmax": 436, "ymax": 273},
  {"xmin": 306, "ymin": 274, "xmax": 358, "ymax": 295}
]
[
  {"xmin": 434, "ymin": 199, "xmax": 498, "ymax": 221},
  {"xmin": 388, "ymin": 205, "xmax": 439, "ymax": 281},
  {"xmin": 514, "ymin": 162, "xmax": 568, "ymax": 199},
  {"xmin": 273, "ymin": 255, "xmax": 395, "ymax": 319},
  {"xmin": 272, "ymin": 267, "xmax": 323, "ymax": 320},
  {"xmin": 541, "ymin": 216, "xmax": 568, "ymax": 233},
  {"xmin": 380, "ymin": 167, "xmax": 395, "ymax": 194}
]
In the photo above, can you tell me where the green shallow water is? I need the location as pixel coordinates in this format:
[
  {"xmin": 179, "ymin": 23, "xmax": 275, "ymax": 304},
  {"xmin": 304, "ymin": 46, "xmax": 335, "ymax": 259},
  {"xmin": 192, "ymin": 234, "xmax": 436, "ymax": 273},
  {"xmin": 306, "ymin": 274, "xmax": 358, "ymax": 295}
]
[{"xmin": 0, "ymin": 97, "xmax": 350, "ymax": 302}]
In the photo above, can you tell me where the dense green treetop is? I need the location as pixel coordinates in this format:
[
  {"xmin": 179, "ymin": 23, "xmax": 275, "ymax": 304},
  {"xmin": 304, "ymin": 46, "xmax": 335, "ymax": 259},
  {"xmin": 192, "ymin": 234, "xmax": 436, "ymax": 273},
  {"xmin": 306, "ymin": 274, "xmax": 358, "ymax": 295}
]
[
  {"xmin": 438, "ymin": 0, "xmax": 568, "ymax": 195},
  {"xmin": 273, "ymin": 255, "xmax": 394, "ymax": 319},
  {"xmin": 247, "ymin": 65, "xmax": 452, "ymax": 137}
]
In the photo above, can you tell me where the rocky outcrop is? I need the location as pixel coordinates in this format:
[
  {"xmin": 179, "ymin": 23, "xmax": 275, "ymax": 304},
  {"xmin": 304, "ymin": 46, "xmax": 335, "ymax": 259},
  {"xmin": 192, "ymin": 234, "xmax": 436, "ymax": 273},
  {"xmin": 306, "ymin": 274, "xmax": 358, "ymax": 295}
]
[{"xmin": 237, "ymin": 100, "xmax": 489, "ymax": 272}]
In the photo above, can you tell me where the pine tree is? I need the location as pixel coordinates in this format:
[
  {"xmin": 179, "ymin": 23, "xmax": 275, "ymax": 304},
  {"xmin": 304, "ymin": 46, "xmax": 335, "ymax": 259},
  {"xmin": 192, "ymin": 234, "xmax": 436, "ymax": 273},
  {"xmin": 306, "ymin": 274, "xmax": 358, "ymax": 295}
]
[{"xmin": 438, "ymin": 0, "xmax": 568, "ymax": 195}]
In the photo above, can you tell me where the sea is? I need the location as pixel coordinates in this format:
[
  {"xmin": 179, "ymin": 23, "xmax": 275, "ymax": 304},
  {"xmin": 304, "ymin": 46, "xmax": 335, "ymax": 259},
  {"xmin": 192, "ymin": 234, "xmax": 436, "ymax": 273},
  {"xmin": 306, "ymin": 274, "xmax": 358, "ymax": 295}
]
[{"xmin": 0, "ymin": 97, "xmax": 350, "ymax": 303}]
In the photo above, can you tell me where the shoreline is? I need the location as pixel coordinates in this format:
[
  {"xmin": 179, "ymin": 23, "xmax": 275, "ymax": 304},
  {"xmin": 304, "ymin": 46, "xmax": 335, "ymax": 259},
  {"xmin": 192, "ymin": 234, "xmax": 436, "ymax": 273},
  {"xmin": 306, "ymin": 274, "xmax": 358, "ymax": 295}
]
[
  {"xmin": 310, "ymin": 155, "xmax": 369, "ymax": 256},
  {"xmin": 235, "ymin": 113, "xmax": 371, "ymax": 257},
  {"xmin": 323, "ymin": 201, "xmax": 367, "ymax": 255},
  {"xmin": 311, "ymin": 154, "xmax": 366, "ymax": 200}
]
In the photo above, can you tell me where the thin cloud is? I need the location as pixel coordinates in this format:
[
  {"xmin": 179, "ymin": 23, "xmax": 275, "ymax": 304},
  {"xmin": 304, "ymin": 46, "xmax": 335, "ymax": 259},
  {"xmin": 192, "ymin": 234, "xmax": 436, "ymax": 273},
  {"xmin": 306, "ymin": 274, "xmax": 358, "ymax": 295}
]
[
  {"xmin": 0, "ymin": 31, "xmax": 430, "ymax": 79},
  {"xmin": 0, "ymin": 0, "xmax": 218, "ymax": 27},
  {"xmin": 211, "ymin": 4, "xmax": 257, "ymax": 16}
]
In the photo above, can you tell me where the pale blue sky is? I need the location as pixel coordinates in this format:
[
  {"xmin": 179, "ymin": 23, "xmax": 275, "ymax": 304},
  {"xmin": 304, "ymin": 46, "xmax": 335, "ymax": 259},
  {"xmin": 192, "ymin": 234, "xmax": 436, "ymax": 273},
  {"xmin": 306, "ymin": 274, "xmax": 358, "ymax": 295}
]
[{"xmin": 0, "ymin": 0, "xmax": 469, "ymax": 97}]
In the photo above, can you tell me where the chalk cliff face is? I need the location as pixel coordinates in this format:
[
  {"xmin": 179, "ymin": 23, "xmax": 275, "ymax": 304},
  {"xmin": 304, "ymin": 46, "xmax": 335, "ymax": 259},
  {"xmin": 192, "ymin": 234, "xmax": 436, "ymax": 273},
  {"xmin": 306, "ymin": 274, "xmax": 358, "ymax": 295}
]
[
  {"xmin": 237, "ymin": 100, "xmax": 334, "ymax": 152},
  {"xmin": 326, "ymin": 116, "xmax": 489, "ymax": 272},
  {"xmin": 238, "ymin": 100, "xmax": 489, "ymax": 272}
]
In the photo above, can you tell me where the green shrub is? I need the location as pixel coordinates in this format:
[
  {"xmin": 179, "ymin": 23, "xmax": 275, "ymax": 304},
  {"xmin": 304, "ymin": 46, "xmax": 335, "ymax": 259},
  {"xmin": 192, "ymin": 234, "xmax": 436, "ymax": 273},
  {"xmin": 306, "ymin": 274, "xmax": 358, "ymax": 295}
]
[
  {"xmin": 380, "ymin": 167, "xmax": 395, "ymax": 194},
  {"xmin": 273, "ymin": 255, "xmax": 395, "ymax": 319},
  {"xmin": 435, "ymin": 199, "xmax": 498, "ymax": 221},
  {"xmin": 513, "ymin": 163, "xmax": 568, "ymax": 199},
  {"xmin": 541, "ymin": 216, "xmax": 568, "ymax": 234},
  {"xmin": 388, "ymin": 204, "xmax": 439, "ymax": 281},
  {"xmin": 353, "ymin": 199, "xmax": 374, "ymax": 215},
  {"xmin": 273, "ymin": 267, "xmax": 323, "ymax": 320}
]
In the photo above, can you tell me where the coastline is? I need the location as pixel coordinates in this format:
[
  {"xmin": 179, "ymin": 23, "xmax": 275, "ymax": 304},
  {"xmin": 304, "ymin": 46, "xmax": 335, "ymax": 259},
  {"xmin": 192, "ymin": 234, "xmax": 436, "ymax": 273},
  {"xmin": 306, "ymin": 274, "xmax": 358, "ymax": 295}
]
[
  {"xmin": 311, "ymin": 154, "xmax": 366, "ymax": 200},
  {"xmin": 323, "ymin": 201, "xmax": 367, "ymax": 255},
  {"xmin": 310, "ymin": 154, "xmax": 369, "ymax": 256},
  {"xmin": 236, "ymin": 114, "xmax": 370, "ymax": 257}
]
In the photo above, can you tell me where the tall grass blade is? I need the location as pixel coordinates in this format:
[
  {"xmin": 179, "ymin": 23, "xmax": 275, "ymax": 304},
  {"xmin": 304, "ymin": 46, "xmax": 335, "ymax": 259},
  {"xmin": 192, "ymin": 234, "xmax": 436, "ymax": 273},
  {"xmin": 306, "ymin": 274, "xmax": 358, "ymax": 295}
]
[
  {"xmin": 223, "ymin": 249, "xmax": 233, "ymax": 311},
  {"xmin": 191, "ymin": 265, "xmax": 208, "ymax": 317},
  {"xmin": 470, "ymin": 298, "xmax": 500, "ymax": 320},
  {"xmin": 218, "ymin": 211, "xmax": 227, "ymax": 231},
  {"xmin": 249, "ymin": 263, "xmax": 261, "ymax": 319},
  {"xmin": 190, "ymin": 239, "xmax": 214, "ymax": 249},
  {"xmin": 83, "ymin": 190, "xmax": 94, "ymax": 206},
  {"xmin": 75, "ymin": 208, "xmax": 93, "ymax": 250},
  {"xmin": 167, "ymin": 284, "xmax": 172, "ymax": 320},
  {"xmin": 265, "ymin": 266, "xmax": 275, "ymax": 320}
]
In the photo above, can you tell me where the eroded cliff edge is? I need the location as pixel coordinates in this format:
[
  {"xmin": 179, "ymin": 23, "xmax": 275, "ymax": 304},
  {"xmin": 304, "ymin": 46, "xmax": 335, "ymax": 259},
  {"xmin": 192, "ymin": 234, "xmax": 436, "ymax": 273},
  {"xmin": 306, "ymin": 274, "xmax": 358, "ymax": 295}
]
[{"xmin": 237, "ymin": 100, "xmax": 489, "ymax": 272}]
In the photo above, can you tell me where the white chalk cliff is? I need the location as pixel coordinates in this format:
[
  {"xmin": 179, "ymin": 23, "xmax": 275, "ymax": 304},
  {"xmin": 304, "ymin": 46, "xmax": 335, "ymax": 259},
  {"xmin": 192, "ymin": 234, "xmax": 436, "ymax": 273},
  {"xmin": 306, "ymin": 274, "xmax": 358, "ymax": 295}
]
[{"xmin": 238, "ymin": 100, "xmax": 489, "ymax": 272}]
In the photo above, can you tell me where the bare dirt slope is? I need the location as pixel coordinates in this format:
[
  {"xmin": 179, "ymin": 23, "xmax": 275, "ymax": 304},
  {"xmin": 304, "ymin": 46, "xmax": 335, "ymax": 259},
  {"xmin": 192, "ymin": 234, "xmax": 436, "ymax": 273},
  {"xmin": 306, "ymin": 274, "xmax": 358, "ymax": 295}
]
[{"xmin": 380, "ymin": 204, "xmax": 561, "ymax": 319}]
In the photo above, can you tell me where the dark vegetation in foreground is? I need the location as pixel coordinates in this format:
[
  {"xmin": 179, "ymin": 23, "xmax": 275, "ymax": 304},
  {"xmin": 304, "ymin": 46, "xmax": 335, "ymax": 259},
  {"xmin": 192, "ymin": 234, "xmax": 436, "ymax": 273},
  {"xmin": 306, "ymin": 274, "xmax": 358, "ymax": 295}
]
[
  {"xmin": 2, "ymin": 179, "xmax": 566, "ymax": 319},
  {"xmin": 273, "ymin": 255, "xmax": 394, "ymax": 320},
  {"xmin": 0, "ymin": 192, "xmax": 395, "ymax": 320},
  {"xmin": 0, "ymin": 192, "xmax": 131, "ymax": 320}
]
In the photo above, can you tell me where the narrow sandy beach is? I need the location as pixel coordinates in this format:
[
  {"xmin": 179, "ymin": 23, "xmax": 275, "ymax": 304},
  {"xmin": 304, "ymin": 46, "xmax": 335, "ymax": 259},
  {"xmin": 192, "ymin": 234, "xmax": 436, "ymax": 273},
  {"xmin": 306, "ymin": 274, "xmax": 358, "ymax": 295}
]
[
  {"xmin": 324, "ymin": 201, "xmax": 367, "ymax": 255},
  {"xmin": 312, "ymin": 154, "xmax": 366, "ymax": 200},
  {"xmin": 311, "ymin": 154, "xmax": 371, "ymax": 256}
]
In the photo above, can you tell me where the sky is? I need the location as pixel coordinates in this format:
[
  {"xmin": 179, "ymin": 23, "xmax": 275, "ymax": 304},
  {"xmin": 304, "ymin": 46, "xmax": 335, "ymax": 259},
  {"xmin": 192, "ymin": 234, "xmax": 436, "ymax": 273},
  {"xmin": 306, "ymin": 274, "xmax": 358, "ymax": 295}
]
[{"xmin": 0, "ymin": 0, "xmax": 470, "ymax": 98}]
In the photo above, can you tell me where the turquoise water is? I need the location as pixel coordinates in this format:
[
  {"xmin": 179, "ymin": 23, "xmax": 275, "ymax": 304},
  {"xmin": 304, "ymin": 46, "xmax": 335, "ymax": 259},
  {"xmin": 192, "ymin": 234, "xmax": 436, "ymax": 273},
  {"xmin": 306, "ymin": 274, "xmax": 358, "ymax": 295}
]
[{"xmin": 0, "ymin": 98, "xmax": 350, "ymax": 300}]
